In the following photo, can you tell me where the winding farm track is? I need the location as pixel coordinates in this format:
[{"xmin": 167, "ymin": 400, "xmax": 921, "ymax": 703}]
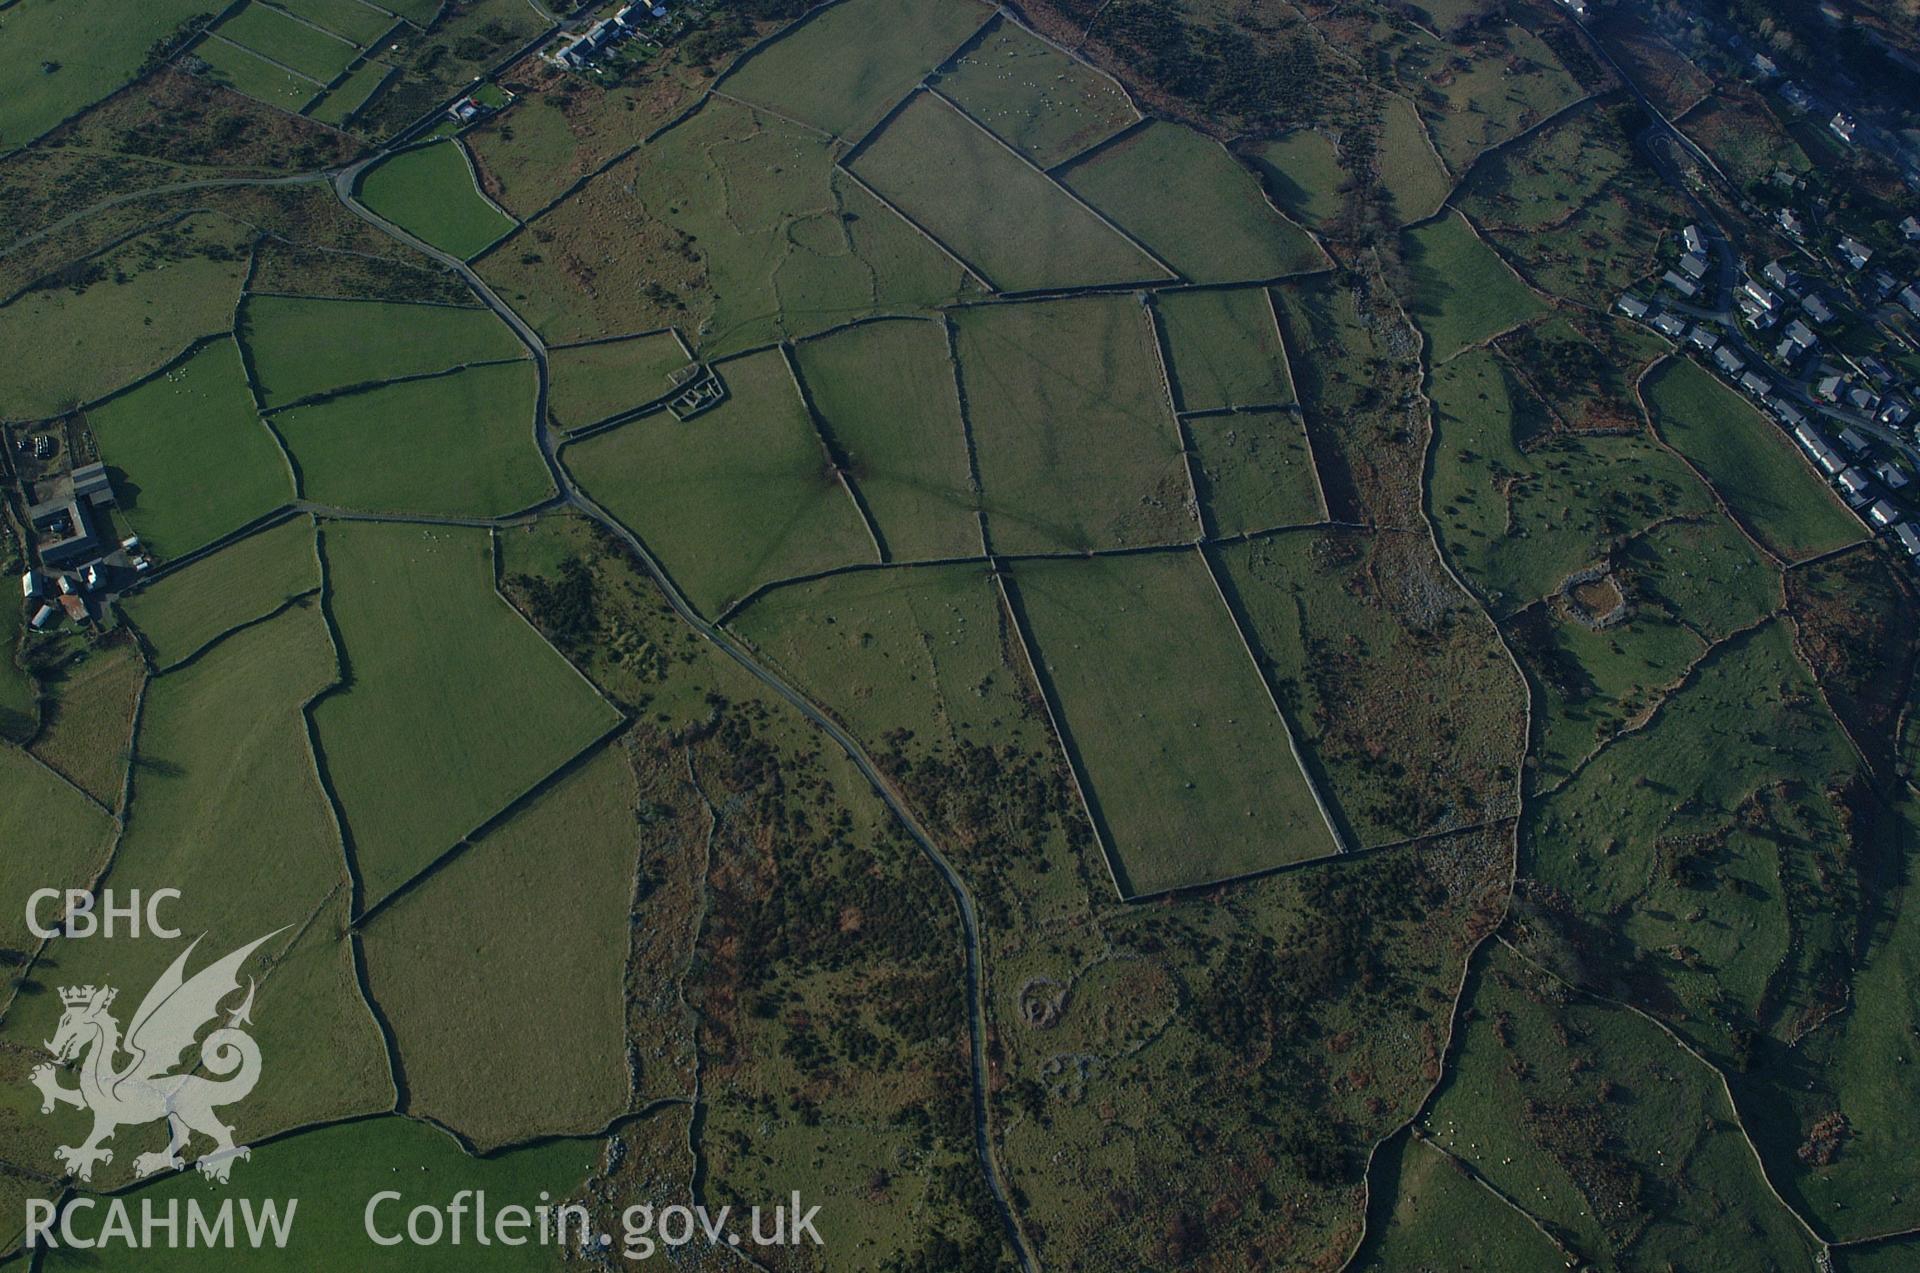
[{"xmin": 328, "ymin": 147, "xmax": 1040, "ymax": 1272}]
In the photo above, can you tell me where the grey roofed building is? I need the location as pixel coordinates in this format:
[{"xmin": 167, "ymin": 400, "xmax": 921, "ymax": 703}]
[
  {"xmin": 1682, "ymin": 225, "xmax": 1705, "ymax": 254},
  {"xmin": 1654, "ymin": 312, "xmax": 1688, "ymax": 337},
  {"xmin": 27, "ymin": 496, "xmax": 99, "ymax": 569},
  {"xmin": 1817, "ymin": 445, "xmax": 1847, "ymax": 475},
  {"xmin": 30, "ymin": 604, "xmax": 57, "ymax": 631},
  {"xmin": 1870, "ymin": 498, "xmax": 1900, "ymax": 526},
  {"xmin": 1860, "ymin": 355, "xmax": 1894, "ymax": 385},
  {"xmin": 1838, "ymin": 467, "xmax": 1871, "ymax": 498},
  {"xmin": 1780, "ymin": 81, "xmax": 1814, "ymax": 112},
  {"xmin": 1841, "ymin": 426, "xmax": 1871, "ymax": 453},
  {"xmin": 1898, "ymin": 522, "xmax": 1920, "ymax": 556},
  {"xmin": 1663, "ymin": 269, "xmax": 1699, "ymax": 298},
  {"xmin": 1687, "ymin": 325, "xmax": 1719, "ymax": 351},
  {"xmin": 1740, "ymin": 370, "xmax": 1773, "ymax": 397},
  {"xmin": 1713, "ymin": 346, "xmax": 1746, "ymax": 375},
  {"xmin": 1795, "ymin": 422, "xmax": 1829, "ymax": 451},
  {"xmin": 1877, "ymin": 462, "xmax": 1909, "ymax": 489},
  {"xmin": 1774, "ymin": 400, "xmax": 1807, "ymax": 427},
  {"xmin": 69, "ymin": 461, "xmax": 113, "ymax": 506},
  {"xmin": 1831, "ymin": 112, "xmax": 1858, "ymax": 144},
  {"xmin": 1762, "ymin": 260, "xmax": 1793, "ymax": 291},
  {"xmin": 1679, "ymin": 252, "xmax": 1710, "ymax": 280},
  {"xmin": 1784, "ymin": 318, "xmax": 1818, "ymax": 348},
  {"xmin": 1881, "ymin": 398, "xmax": 1912, "ymax": 427},
  {"xmin": 1742, "ymin": 279, "xmax": 1780, "ymax": 311},
  {"xmin": 1616, "ymin": 293, "xmax": 1651, "ymax": 320},
  {"xmin": 1778, "ymin": 207, "xmax": 1806, "ymax": 237},
  {"xmin": 1815, "ymin": 374, "xmax": 1845, "ymax": 401},
  {"xmin": 1838, "ymin": 235, "xmax": 1874, "ymax": 270},
  {"xmin": 1900, "ymin": 285, "xmax": 1920, "ymax": 319},
  {"xmin": 1802, "ymin": 293, "xmax": 1836, "ymax": 324},
  {"xmin": 1847, "ymin": 386, "xmax": 1881, "ymax": 414},
  {"xmin": 1904, "ymin": 215, "xmax": 1920, "ymax": 242}
]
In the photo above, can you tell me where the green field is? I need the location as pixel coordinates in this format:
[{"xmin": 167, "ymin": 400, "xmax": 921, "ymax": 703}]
[
  {"xmin": 0, "ymin": 215, "xmax": 251, "ymax": 420},
  {"xmin": 1644, "ymin": 359, "xmax": 1863, "ymax": 562},
  {"xmin": 196, "ymin": 36, "xmax": 322, "ymax": 112},
  {"xmin": 356, "ymin": 140, "xmax": 516, "ymax": 259},
  {"xmin": 1423, "ymin": 946, "xmax": 1822, "ymax": 1270},
  {"xmin": 850, "ymin": 90, "xmax": 1166, "ymax": 292},
  {"xmin": 1217, "ymin": 531, "xmax": 1525, "ymax": 845},
  {"xmin": 86, "ymin": 338, "xmax": 293, "ymax": 559},
  {"xmin": 1426, "ymin": 347, "xmax": 1717, "ymax": 613},
  {"xmin": 1060, "ymin": 122, "xmax": 1325, "ymax": 283},
  {"xmin": 312, "ymin": 522, "xmax": 621, "ymax": 905},
  {"xmin": 1012, "ymin": 552, "xmax": 1338, "ymax": 895},
  {"xmin": 564, "ymin": 348, "xmax": 877, "ymax": 615},
  {"xmin": 275, "ymin": 361, "xmax": 551, "ymax": 516},
  {"xmin": 1188, "ymin": 408, "xmax": 1322, "ymax": 534},
  {"xmin": 215, "ymin": 3, "xmax": 360, "ymax": 84},
  {"xmin": 0, "ymin": 605, "xmax": 34, "ymax": 741},
  {"xmin": 953, "ymin": 295, "xmax": 1193, "ymax": 553},
  {"xmin": 1355, "ymin": 1135, "xmax": 1567, "ymax": 1271},
  {"xmin": 1379, "ymin": 93, "xmax": 1452, "ymax": 225},
  {"xmin": 0, "ymin": 745, "xmax": 118, "ymax": 952},
  {"xmin": 547, "ymin": 331, "xmax": 692, "ymax": 431},
  {"xmin": 307, "ymin": 55, "xmax": 393, "ymax": 127},
  {"xmin": 480, "ymin": 99, "xmax": 970, "ymax": 354},
  {"xmin": 121, "ymin": 515, "xmax": 320, "ymax": 669},
  {"xmin": 721, "ymin": 0, "xmax": 990, "ymax": 138},
  {"xmin": 1155, "ymin": 286, "xmax": 1294, "ymax": 412},
  {"xmin": 363, "ymin": 745, "xmax": 637, "ymax": 1150},
  {"xmin": 43, "ymin": 1117, "xmax": 595, "ymax": 1271},
  {"xmin": 794, "ymin": 318, "xmax": 978, "ymax": 560},
  {"xmin": 934, "ymin": 15, "xmax": 1136, "ymax": 167},
  {"xmin": 245, "ymin": 295, "xmax": 524, "ymax": 407},
  {"xmin": 463, "ymin": 84, "xmax": 646, "ymax": 220},
  {"xmin": 27, "ymin": 638, "xmax": 143, "ymax": 807},
  {"xmin": 1253, "ymin": 128, "xmax": 1345, "ymax": 230},
  {"xmin": 274, "ymin": 0, "xmax": 397, "ymax": 46},
  {"xmin": 0, "ymin": 0, "xmax": 210, "ymax": 151},
  {"xmin": 1401, "ymin": 211, "xmax": 1546, "ymax": 362},
  {"xmin": 1404, "ymin": 23, "xmax": 1585, "ymax": 171},
  {"xmin": 0, "ymin": 605, "xmax": 391, "ymax": 1175}
]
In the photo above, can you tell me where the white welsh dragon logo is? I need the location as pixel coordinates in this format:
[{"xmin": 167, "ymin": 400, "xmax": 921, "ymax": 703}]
[{"xmin": 30, "ymin": 930, "xmax": 283, "ymax": 1185}]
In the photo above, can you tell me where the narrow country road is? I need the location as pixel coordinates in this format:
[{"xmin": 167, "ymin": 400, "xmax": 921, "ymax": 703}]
[{"xmin": 329, "ymin": 151, "xmax": 1038, "ymax": 1272}]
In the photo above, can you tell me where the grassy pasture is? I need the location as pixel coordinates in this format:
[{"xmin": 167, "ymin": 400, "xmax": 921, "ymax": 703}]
[
  {"xmin": 121, "ymin": 515, "xmax": 319, "ymax": 669},
  {"xmin": 850, "ymin": 90, "xmax": 1165, "ymax": 292},
  {"xmin": 566, "ymin": 348, "xmax": 876, "ymax": 615},
  {"xmin": 953, "ymin": 295, "xmax": 1193, "ymax": 553},
  {"xmin": 1527, "ymin": 618, "xmax": 1861, "ymax": 1070},
  {"xmin": 464, "ymin": 83, "xmax": 651, "ymax": 219},
  {"xmin": 934, "ymin": 14, "xmax": 1135, "ymax": 167},
  {"xmin": 273, "ymin": 0, "xmax": 397, "ymax": 47},
  {"xmin": 1217, "ymin": 531, "xmax": 1526, "ymax": 845},
  {"xmin": 1156, "ymin": 286, "xmax": 1293, "ymax": 412},
  {"xmin": 1679, "ymin": 87, "xmax": 1811, "ymax": 189},
  {"xmin": 0, "ymin": 605, "xmax": 33, "ymax": 741},
  {"xmin": 1011, "ymin": 551, "xmax": 1338, "ymax": 895},
  {"xmin": 1426, "ymin": 347, "xmax": 1716, "ymax": 613},
  {"xmin": 363, "ymin": 745, "xmax": 637, "ymax": 1150},
  {"xmin": 195, "ymin": 37, "xmax": 321, "ymax": 112},
  {"xmin": 313, "ymin": 522, "xmax": 621, "ymax": 906},
  {"xmin": 721, "ymin": 0, "xmax": 990, "ymax": 138},
  {"xmin": 307, "ymin": 55, "xmax": 392, "ymax": 126},
  {"xmin": 275, "ymin": 361, "xmax": 550, "ymax": 516},
  {"xmin": 0, "ymin": 214, "xmax": 250, "ymax": 421},
  {"xmin": 1378, "ymin": 93, "xmax": 1452, "ymax": 226},
  {"xmin": 795, "ymin": 318, "xmax": 978, "ymax": 560},
  {"xmin": 1423, "ymin": 946, "xmax": 1822, "ymax": 1270},
  {"xmin": 0, "ymin": 0, "xmax": 211, "ymax": 152},
  {"xmin": 87, "ymin": 338, "xmax": 293, "ymax": 559},
  {"xmin": 1060, "ymin": 121, "xmax": 1324, "ymax": 283},
  {"xmin": 215, "ymin": 3, "xmax": 359, "ymax": 84},
  {"xmin": 1252, "ymin": 128, "xmax": 1345, "ymax": 230},
  {"xmin": 42, "ymin": 1117, "xmax": 596, "ymax": 1271},
  {"xmin": 1, "ymin": 606, "xmax": 391, "ymax": 1175},
  {"xmin": 547, "ymin": 331, "xmax": 691, "ymax": 431},
  {"xmin": 1402, "ymin": 23, "xmax": 1585, "ymax": 172},
  {"xmin": 1354, "ymin": 1135, "xmax": 1566, "ymax": 1271},
  {"xmin": 1644, "ymin": 359, "xmax": 1863, "ymax": 562},
  {"xmin": 357, "ymin": 140, "xmax": 515, "ymax": 260},
  {"xmin": 245, "ymin": 295, "xmax": 525, "ymax": 407},
  {"xmin": 1400, "ymin": 211, "xmax": 1545, "ymax": 363},
  {"xmin": 481, "ymin": 100, "xmax": 969, "ymax": 353},
  {"xmin": 1189, "ymin": 408, "xmax": 1322, "ymax": 534},
  {"xmin": 0, "ymin": 745, "xmax": 117, "ymax": 952},
  {"xmin": 28, "ymin": 638, "xmax": 143, "ymax": 807}
]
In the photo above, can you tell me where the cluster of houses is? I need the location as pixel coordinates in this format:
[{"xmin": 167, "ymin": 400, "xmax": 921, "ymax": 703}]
[
  {"xmin": 16, "ymin": 462, "xmax": 150, "ymax": 631},
  {"xmin": 1620, "ymin": 214, "xmax": 1920, "ymax": 568},
  {"xmin": 545, "ymin": 3, "xmax": 670, "ymax": 71}
]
